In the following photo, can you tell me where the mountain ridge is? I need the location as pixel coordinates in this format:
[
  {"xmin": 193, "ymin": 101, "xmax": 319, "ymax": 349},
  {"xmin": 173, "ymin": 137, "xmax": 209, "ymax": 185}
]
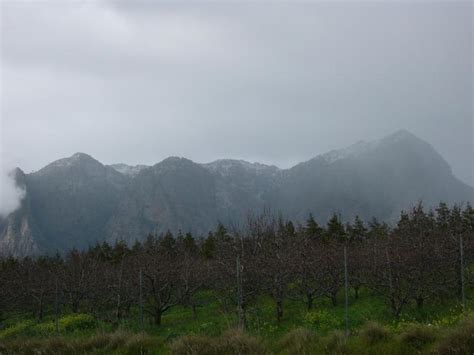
[{"xmin": 1, "ymin": 130, "xmax": 472, "ymax": 256}]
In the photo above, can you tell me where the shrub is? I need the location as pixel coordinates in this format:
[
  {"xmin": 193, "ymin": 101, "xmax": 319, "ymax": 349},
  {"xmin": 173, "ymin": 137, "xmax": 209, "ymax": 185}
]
[
  {"xmin": 41, "ymin": 337, "xmax": 75, "ymax": 353},
  {"xmin": 279, "ymin": 327, "xmax": 318, "ymax": 354},
  {"xmin": 59, "ymin": 313, "xmax": 95, "ymax": 332},
  {"xmin": 0, "ymin": 338, "xmax": 43, "ymax": 354},
  {"xmin": 324, "ymin": 330, "xmax": 347, "ymax": 354},
  {"xmin": 0, "ymin": 320, "xmax": 35, "ymax": 339},
  {"xmin": 398, "ymin": 323, "xmax": 437, "ymax": 350},
  {"xmin": 33, "ymin": 321, "xmax": 55, "ymax": 335},
  {"xmin": 0, "ymin": 337, "xmax": 79, "ymax": 354},
  {"xmin": 170, "ymin": 330, "xmax": 266, "ymax": 355},
  {"xmin": 73, "ymin": 331, "xmax": 131, "ymax": 352},
  {"xmin": 78, "ymin": 332, "xmax": 114, "ymax": 351},
  {"xmin": 217, "ymin": 329, "xmax": 266, "ymax": 355},
  {"xmin": 34, "ymin": 314, "xmax": 97, "ymax": 335},
  {"xmin": 123, "ymin": 333, "xmax": 163, "ymax": 355},
  {"xmin": 170, "ymin": 334, "xmax": 216, "ymax": 355},
  {"xmin": 0, "ymin": 330, "xmax": 163, "ymax": 354},
  {"xmin": 437, "ymin": 317, "xmax": 474, "ymax": 355},
  {"xmin": 359, "ymin": 321, "xmax": 390, "ymax": 345},
  {"xmin": 304, "ymin": 310, "xmax": 343, "ymax": 332}
]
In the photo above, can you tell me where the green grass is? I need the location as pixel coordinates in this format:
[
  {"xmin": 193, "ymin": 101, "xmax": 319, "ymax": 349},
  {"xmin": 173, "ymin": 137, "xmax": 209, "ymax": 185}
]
[{"xmin": 1, "ymin": 289, "xmax": 473, "ymax": 354}]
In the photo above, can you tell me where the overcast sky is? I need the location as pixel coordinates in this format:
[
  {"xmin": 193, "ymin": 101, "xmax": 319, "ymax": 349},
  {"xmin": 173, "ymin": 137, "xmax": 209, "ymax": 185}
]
[{"xmin": 1, "ymin": 0, "xmax": 473, "ymax": 187}]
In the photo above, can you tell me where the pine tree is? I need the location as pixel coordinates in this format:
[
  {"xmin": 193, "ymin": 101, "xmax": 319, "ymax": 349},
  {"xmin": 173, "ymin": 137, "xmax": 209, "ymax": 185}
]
[
  {"xmin": 183, "ymin": 232, "xmax": 198, "ymax": 255},
  {"xmin": 327, "ymin": 213, "xmax": 345, "ymax": 241},
  {"xmin": 305, "ymin": 213, "xmax": 323, "ymax": 238},
  {"xmin": 348, "ymin": 216, "xmax": 367, "ymax": 242},
  {"xmin": 201, "ymin": 232, "xmax": 216, "ymax": 259},
  {"xmin": 160, "ymin": 230, "xmax": 176, "ymax": 254}
]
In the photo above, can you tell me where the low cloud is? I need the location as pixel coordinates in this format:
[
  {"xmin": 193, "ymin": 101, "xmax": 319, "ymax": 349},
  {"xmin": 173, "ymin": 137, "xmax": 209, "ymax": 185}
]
[{"xmin": 0, "ymin": 166, "xmax": 25, "ymax": 218}]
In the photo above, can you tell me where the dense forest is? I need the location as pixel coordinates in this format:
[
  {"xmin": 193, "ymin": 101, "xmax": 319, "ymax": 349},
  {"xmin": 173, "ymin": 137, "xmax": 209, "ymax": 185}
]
[{"xmin": 1, "ymin": 202, "xmax": 473, "ymax": 333}]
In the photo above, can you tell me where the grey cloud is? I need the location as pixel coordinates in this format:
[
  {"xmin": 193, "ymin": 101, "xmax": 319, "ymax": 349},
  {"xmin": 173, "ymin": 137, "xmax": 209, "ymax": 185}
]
[{"xmin": 1, "ymin": 1, "xmax": 472, "ymax": 186}]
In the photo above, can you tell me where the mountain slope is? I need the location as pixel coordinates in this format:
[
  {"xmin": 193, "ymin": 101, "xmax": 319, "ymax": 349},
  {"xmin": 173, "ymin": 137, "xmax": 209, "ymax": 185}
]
[
  {"xmin": 21, "ymin": 153, "xmax": 128, "ymax": 252},
  {"xmin": 269, "ymin": 130, "xmax": 473, "ymax": 223},
  {"xmin": 106, "ymin": 157, "xmax": 219, "ymax": 242},
  {"xmin": 1, "ymin": 130, "xmax": 472, "ymax": 256},
  {"xmin": 204, "ymin": 159, "xmax": 281, "ymax": 226}
]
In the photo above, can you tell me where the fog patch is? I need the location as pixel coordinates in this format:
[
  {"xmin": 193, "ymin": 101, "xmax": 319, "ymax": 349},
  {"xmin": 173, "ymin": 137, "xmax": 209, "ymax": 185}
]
[{"xmin": 0, "ymin": 166, "xmax": 26, "ymax": 218}]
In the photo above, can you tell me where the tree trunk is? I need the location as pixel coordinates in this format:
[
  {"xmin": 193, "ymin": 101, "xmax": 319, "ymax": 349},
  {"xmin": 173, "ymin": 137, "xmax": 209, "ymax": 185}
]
[
  {"xmin": 192, "ymin": 304, "xmax": 197, "ymax": 320},
  {"xmin": 115, "ymin": 294, "xmax": 122, "ymax": 324},
  {"xmin": 459, "ymin": 235, "xmax": 466, "ymax": 309},
  {"xmin": 37, "ymin": 297, "xmax": 44, "ymax": 322},
  {"xmin": 116, "ymin": 258, "xmax": 124, "ymax": 324},
  {"xmin": 391, "ymin": 299, "xmax": 403, "ymax": 318},
  {"xmin": 72, "ymin": 299, "xmax": 79, "ymax": 313},
  {"xmin": 306, "ymin": 295, "xmax": 313, "ymax": 310},
  {"xmin": 416, "ymin": 297, "xmax": 424, "ymax": 309},
  {"xmin": 154, "ymin": 309, "xmax": 162, "ymax": 326},
  {"xmin": 276, "ymin": 299, "xmax": 283, "ymax": 323},
  {"xmin": 236, "ymin": 254, "xmax": 246, "ymax": 330},
  {"xmin": 391, "ymin": 303, "xmax": 399, "ymax": 318}
]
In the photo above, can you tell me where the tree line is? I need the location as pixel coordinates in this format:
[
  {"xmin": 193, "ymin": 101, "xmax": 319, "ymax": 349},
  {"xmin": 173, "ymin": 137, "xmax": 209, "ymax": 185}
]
[{"xmin": 0, "ymin": 202, "xmax": 473, "ymax": 329}]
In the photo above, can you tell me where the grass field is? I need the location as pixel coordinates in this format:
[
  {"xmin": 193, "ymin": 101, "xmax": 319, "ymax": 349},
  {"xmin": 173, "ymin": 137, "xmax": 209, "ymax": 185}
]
[{"xmin": 1, "ymin": 289, "xmax": 473, "ymax": 354}]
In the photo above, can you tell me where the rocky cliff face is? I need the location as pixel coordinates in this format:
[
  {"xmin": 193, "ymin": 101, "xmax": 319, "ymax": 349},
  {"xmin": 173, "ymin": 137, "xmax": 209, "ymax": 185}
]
[
  {"xmin": 0, "ymin": 168, "xmax": 41, "ymax": 256},
  {"xmin": 105, "ymin": 157, "xmax": 219, "ymax": 243},
  {"xmin": 1, "ymin": 130, "xmax": 472, "ymax": 256}
]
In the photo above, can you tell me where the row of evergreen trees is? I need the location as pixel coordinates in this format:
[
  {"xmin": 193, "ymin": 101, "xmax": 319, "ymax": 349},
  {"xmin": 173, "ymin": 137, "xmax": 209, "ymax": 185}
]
[{"xmin": 0, "ymin": 202, "xmax": 473, "ymax": 327}]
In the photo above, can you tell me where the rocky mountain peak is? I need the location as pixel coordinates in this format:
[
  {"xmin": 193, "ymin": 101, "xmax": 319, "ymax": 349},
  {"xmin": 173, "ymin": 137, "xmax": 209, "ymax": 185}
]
[
  {"xmin": 317, "ymin": 129, "xmax": 437, "ymax": 165},
  {"xmin": 36, "ymin": 152, "xmax": 104, "ymax": 176}
]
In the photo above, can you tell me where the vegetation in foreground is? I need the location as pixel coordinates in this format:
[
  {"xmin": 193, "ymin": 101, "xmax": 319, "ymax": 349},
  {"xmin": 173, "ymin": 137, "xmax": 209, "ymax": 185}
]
[
  {"xmin": 1, "ymin": 202, "xmax": 473, "ymax": 353},
  {"xmin": 0, "ymin": 291, "xmax": 473, "ymax": 354}
]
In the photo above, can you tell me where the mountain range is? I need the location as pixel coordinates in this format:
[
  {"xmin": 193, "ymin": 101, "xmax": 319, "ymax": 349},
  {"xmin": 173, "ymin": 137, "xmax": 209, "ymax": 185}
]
[{"xmin": 1, "ymin": 130, "xmax": 472, "ymax": 257}]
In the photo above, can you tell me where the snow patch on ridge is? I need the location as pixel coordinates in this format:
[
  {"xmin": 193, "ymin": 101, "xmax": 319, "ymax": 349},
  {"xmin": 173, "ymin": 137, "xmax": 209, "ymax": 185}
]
[
  {"xmin": 321, "ymin": 141, "xmax": 375, "ymax": 163},
  {"xmin": 204, "ymin": 159, "xmax": 279, "ymax": 176},
  {"xmin": 110, "ymin": 163, "xmax": 148, "ymax": 177}
]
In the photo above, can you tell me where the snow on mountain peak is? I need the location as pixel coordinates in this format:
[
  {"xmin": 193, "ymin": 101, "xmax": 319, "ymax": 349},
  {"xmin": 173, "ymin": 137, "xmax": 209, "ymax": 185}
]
[
  {"xmin": 320, "ymin": 130, "xmax": 419, "ymax": 164},
  {"xmin": 321, "ymin": 140, "xmax": 375, "ymax": 163}
]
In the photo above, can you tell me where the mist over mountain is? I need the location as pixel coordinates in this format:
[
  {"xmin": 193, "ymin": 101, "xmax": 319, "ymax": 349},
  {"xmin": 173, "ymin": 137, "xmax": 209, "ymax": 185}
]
[{"xmin": 1, "ymin": 130, "xmax": 472, "ymax": 257}]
